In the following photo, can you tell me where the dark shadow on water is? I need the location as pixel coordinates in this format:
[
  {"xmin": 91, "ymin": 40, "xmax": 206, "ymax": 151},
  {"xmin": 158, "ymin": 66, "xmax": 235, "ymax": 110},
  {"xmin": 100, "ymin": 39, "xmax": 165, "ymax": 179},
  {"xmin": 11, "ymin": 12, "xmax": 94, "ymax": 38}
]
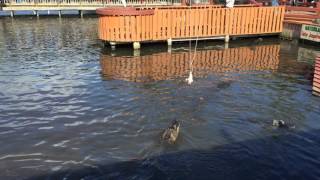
[{"xmin": 28, "ymin": 129, "xmax": 320, "ymax": 180}]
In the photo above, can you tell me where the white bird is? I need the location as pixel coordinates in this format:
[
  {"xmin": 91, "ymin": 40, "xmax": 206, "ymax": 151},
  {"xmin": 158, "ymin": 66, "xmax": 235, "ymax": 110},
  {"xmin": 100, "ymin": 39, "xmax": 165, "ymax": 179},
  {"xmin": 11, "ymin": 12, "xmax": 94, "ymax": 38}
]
[
  {"xmin": 186, "ymin": 71, "xmax": 193, "ymax": 85},
  {"xmin": 121, "ymin": 0, "xmax": 127, "ymax": 7}
]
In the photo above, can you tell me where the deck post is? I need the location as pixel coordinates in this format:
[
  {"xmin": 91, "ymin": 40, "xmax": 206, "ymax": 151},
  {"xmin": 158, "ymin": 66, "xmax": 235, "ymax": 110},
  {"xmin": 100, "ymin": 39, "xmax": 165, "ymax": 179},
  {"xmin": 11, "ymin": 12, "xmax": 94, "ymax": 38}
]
[
  {"xmin": 225, "ymin": 35, "xmax": 230, "ymax": 43},
  {"xmin": 133, "ymin": 42, "xmax": 141, "ymax": 50},
  {"xmin": 133, "ymin": 50, "xmax": 140, "ymax": 57},
  {"xmin": 110, "ymin": 42, "xmax": 116, "ymax": 50},
  {"xmin": 58, "ymin": 10, "xmax": 61, "ymax": 18},
  {"xmin": 10, "ymin": 11, "xmax": 14, "ymax": 18},
  {"xmin": 36, "ymin": 10, "xmax": 39, "ymax": 17},
  {"xmin": 79, "ymin": 10, "xmax": 83, "ymax": 18},
  {"xmin": 224, "ymin": 43, "xmax": 229, "ymax": 49},
  {"xmin": 167, "ymin": 38, "xmax": 172, "ymax": 46},
  {"xmin": 47, "ymin": 10, "xmax": 50, "ymax": 15},
  {"xmin": 33, "ymin": 10, "xmax": 36, "ymax": 15}
]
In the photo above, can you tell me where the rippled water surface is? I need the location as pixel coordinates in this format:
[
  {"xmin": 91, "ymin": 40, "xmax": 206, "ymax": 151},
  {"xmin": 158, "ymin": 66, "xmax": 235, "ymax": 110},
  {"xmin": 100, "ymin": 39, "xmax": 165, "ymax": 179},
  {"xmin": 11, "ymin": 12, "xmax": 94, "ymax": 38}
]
[{"xmin": 1, "ymin": 17, "xmax": 320, "ymax": 180}]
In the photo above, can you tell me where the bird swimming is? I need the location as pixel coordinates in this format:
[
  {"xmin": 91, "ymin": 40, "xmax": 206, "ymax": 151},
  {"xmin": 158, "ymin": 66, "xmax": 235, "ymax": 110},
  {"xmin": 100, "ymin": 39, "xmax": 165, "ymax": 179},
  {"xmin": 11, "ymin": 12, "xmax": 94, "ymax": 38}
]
[
  {"xmin": 161, "ymin": 120, "xmax": 180, "ymax": 144},
  {"xmin": 272, "ymin": 120, "xmax": 295, "ymax": 129},
  {"xmin": 249, "ymin": 37, "xmax": 263, "ymax": 51}
]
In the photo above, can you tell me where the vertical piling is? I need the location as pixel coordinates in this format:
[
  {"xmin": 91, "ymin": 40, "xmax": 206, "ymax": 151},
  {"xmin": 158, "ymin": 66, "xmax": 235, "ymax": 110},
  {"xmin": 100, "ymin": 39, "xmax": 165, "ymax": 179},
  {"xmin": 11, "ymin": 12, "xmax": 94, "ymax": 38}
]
[
  {"xmin": 167, "ymin": 38, "xmax": 172, "ymax": 46},
  {"xmin": 58, "ymin": 10, "xmax": 61, "ymax": 18},
  {"xmin": 79, "ymin": 10, "xmax": 83, "ymax": 18},
  {"xmin": 110, "ymin": 42, "xmax": 116, "ymax": 50},
  {"xmin": 133, "ymin": 42, "xmax": 141, "ymax": 50},
  {"xmin": 133, "ymin": 50, "xmax": 140, "ymax": 57},
  {"xmin": 10, "ymin": 11, "xmax": 14, "ymax": 18},
  {"xmin": 225, "ymin": 35, "xmax": 230, "ymax": 43}
]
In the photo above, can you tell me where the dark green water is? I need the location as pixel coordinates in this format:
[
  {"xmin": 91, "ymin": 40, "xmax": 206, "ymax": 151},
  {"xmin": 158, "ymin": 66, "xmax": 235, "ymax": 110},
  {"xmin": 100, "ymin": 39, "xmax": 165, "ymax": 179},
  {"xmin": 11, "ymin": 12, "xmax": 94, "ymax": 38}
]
[{"xmin": 0, "ymin": 17, "xmax": 320, "ymax": 180}]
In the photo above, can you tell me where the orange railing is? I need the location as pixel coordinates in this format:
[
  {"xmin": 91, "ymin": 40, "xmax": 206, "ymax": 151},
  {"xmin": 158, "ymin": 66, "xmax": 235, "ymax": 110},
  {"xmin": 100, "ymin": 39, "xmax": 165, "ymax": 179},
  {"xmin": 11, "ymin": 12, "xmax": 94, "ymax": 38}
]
[
  {"xmin": 98, "ymin": 6, "xmax": 285, "ymax": 42},
  {"xmin": 284, "ymin": 6, "xmax": 320, "ymax": 25},
  {"xmin": 314, "ymin": 56, "xmax": 320, "ymax": 96},
  {"xmin": 100, "ymin": 44, "xmax": 280, "ymax": 82}
]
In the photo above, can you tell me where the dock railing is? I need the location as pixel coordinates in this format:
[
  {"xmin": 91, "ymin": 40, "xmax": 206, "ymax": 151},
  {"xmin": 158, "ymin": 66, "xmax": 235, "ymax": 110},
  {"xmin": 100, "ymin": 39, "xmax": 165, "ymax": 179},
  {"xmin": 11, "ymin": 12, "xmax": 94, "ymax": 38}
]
[
  {"xmin": 2, "ymin": 0, "xmax": 193, "ymax": 6},
  {"xmin": 314, "ymin": 56, "xmax": 320, "ymax": 96},
  {"xmin": 284, "ymin": 6, "xmax": 320, "ymax": 25},
  {"xmin": 98, "ymin": 6, "xmax": 285, "ymax": 43}
]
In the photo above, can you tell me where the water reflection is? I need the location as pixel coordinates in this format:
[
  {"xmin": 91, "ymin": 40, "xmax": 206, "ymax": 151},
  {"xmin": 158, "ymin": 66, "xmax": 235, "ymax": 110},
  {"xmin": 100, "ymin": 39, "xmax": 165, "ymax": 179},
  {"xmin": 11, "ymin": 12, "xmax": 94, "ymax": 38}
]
[{"xmin": 100, "ymin": 45, "xmax": 280, "ymax": 82}]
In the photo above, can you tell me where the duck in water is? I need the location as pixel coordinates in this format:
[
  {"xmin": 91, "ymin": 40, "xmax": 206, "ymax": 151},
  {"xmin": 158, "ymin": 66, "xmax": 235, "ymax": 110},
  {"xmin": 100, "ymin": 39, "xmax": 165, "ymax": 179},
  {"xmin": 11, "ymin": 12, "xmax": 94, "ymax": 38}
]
[
  {"xmin": 273, "ymin": 120, "xmax": 295, "ymax": 129},
  {"xmin": 161, "ymin": 120, "xmax": 180, "ymax": 144},
  {"xmin": 249, "ymin": 37, "xmax": 263, "ymax": 51}
]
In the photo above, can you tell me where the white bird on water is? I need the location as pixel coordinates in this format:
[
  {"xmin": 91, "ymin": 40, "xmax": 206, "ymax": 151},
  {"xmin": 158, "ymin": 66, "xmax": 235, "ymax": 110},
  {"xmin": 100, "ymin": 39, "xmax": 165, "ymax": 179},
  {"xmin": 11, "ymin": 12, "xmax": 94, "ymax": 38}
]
[{"xmin": 186, "ymin": 71, "xmax": 193, "ymax": 85}]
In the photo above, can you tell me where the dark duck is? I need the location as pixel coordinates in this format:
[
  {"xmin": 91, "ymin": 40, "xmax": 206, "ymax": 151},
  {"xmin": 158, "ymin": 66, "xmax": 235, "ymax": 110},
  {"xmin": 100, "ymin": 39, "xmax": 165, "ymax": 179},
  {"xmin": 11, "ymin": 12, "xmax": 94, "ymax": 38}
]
[
  {"xmin": 161, "ymin": 120, "xmax": 180, "ymax": 144},
  {"xmin": 273, "ymin": 120, "xmax": 295, "ymax": 129}
]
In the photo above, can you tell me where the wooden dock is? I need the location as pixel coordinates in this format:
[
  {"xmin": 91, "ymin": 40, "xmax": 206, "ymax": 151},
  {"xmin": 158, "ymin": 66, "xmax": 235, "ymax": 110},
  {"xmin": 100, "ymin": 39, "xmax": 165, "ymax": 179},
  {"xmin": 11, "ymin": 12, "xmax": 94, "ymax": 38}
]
[
  {"xmin": 0, "ymin": 0, "xmax": 186, "ymax": 17},
  {"xmin": 97, "ymin": 5, "xmax": 285, "ymax": 49},
  {"xmin": 314, "ymin": 56, "xmax": 320, "ymax": 96},
  {"xmin": 281, "ymin": 5, "xmax": 320, "ymax": 40}
]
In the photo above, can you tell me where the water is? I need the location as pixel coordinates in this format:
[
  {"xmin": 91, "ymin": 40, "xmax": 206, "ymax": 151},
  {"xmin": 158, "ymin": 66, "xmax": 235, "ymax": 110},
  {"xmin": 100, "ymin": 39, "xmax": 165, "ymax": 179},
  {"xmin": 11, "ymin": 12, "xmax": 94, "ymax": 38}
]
[{"xmin": 0, "ymin": 17, "xmax": 320, "ymax": 180}]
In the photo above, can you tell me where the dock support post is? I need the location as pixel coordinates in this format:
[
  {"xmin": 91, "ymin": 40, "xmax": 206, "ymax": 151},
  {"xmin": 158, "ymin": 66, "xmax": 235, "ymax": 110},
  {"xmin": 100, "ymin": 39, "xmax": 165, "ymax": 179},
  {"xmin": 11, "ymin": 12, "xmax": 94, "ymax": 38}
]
[
  {"xmin": 10, "ymin": 11, "xmax": 14, "ymax": 18},
  {"xmin": 58, "ymin": 10, "xmax": 61, "ymax": 18},
  {"xmin": 167, "ymin": 38, "xmax": 172, "ymax": 46},
  {"xmin": 225, "ymin": 35, "xmax": 230, "ymax": 43},
  {"xmin": 47, "ymin": 10, "xmax": 50, "ymax": 15},
  {"xmin": 133, "ymin": 42, "xmax": 140, "ymax": 50},
  {"xmin": 133, "ymin": 50, "xmax": 140, "ymax": 57},
  {"xmin": 110, "ymin": 42, "xmax": 116, "ymax": 50},
  {"xmin": 33, "ymin": 10, "xmax": 36, "ymax": 16},
  {"xmin": 36, "ymin": 10, "xmax": 39, "ymax": 17},
  {"xmin": 79, "ymin": 10, "xmax": 83, "ymax": 18}
]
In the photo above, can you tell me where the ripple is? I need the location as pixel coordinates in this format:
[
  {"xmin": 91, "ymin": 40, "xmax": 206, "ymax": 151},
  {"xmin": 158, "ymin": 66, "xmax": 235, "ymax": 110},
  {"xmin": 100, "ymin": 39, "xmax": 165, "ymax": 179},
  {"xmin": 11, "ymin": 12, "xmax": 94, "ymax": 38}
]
[{"xmin": 0, "ymin": 153, "xmax": 43, "ymax": 160}]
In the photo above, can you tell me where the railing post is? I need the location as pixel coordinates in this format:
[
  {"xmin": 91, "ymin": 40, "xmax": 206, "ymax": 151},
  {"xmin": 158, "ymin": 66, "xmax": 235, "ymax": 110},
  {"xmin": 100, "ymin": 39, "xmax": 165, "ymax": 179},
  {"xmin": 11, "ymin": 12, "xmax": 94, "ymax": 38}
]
[
  {"xmin": 133, "ymin": 42, "xmax": 141, "ymax": 49},
  {"xmin": 225, "ymin": 8, "xmax": 230, "ymax": 43}
]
